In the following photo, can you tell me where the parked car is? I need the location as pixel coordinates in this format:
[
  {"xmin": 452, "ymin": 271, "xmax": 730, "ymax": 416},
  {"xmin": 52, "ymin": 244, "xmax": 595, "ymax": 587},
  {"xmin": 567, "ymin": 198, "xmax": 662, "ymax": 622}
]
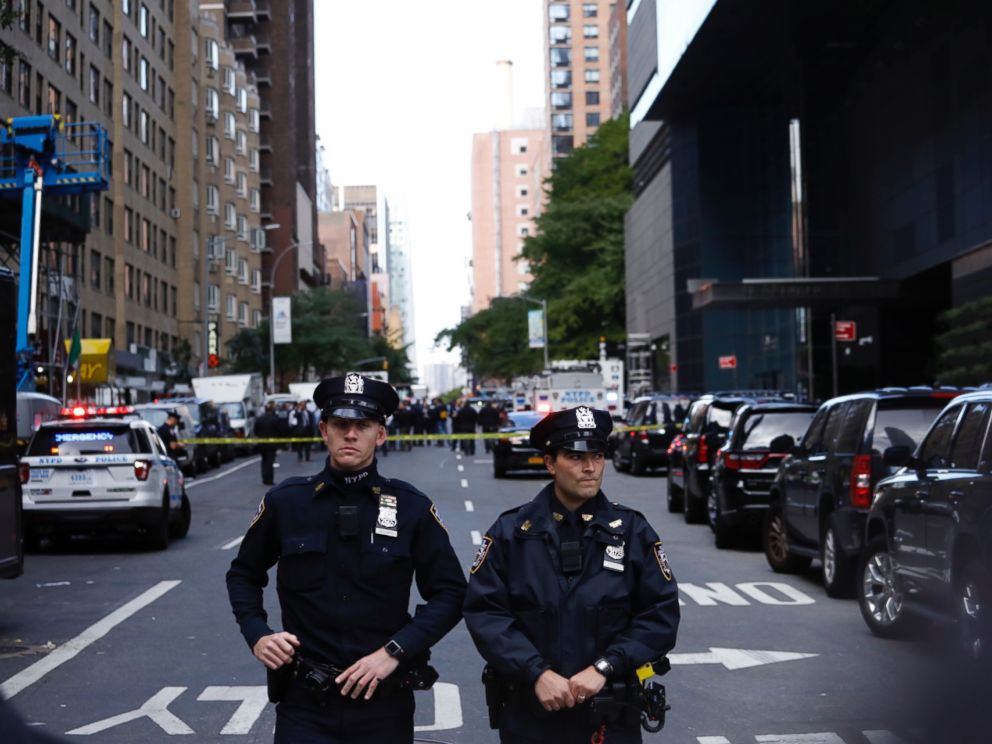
[
  {"xmin": 19, "ymin": 406, "xmax": 190, "ymax": 549},
  {"xmin": 669, "ymin": 391, "xmax": 789, "ymax": 523},
  {"xmin": 608, "ymin": 394, "xmax": 690, "ymax": 475},
  {"xmin": 132, "ymin": 403, "xmax": 203, "ymax": 476},
  {"xmin": 168, "ymin": 397, "xmax": 235, "ymax": 465},
  {"xmin": 16, "ymin": 392, "xmax": 62, "ymax": 456},
  {"xmin": 492, "ymin": 411, "xmax": 548, "ymax": 478},
  {"xmin": 710, "ymin": 402, "xmax": 817, "ymax": 548},
  {"xmin": 859, "ymin": 390, "xmax": 991, "ymax": 657},
  {"xmin": 764, "ymin": 386, "xmax": 967, "ymax": 598}
]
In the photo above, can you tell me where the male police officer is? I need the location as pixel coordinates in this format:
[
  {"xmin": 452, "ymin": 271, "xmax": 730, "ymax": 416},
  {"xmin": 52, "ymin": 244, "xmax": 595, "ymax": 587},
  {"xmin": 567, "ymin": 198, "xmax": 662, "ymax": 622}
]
[
  {"xmin": 226, "ymin": 373, "xmax": 467, "ymax": 743},
  {"xmin": 464, "ymin": 406, "xmax": 680, "ymax": 743}
]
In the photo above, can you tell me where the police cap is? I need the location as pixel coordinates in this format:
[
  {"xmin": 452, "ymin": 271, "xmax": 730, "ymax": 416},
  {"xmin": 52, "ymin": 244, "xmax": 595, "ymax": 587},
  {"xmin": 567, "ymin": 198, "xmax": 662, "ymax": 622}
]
[
  {"xmin": 529, "ymin": 406, "xmax": 613, "ymax": 454},
  {"xmin": 313, "ymin": 373, "xmax": 399, "ymax": 423}
]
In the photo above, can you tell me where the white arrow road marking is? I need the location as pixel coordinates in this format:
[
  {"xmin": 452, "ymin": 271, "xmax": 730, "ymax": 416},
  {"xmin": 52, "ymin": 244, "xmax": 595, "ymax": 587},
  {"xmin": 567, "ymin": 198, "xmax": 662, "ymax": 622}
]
[
  {"xmin": 1, "ymin": 580, "xmax": 181, "ymax": 699},
  {"xmin": 670, "ymin": 647, "xmax": 818, "ymax": 670},
  {"xmin": 186, "ymin": 457, "xmax": 260, "ymax": 489},
  {"xmin": 470, "ymin": 530, "xmax": 482, "ymax": 545},
  {"xmin": 66, "ymin": 686, "xmax": 193, "ymax": 736},
  {"xmin": 221, "ymin": 536, "xmax": 244, "ymax": 551},
  {"xmin": 414, "ymin": 682, "xmax": 462, "ymax": 732},
  {"xmin": 197, "ymin": 686, "xmax": 270, "ymax": 735},
  {"xmin": 464, "ymin": 500, "xmax": 474, "ymax": 512}
]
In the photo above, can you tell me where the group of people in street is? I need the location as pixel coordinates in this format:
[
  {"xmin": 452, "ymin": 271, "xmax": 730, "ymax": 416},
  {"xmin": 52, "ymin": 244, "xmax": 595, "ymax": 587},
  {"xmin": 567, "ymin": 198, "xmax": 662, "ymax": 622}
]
[
  {"xmin": 226, "ymin": 373, "xmax": 680, "ymax": 743},
  {"xmin": 253, "ymin": 399, "xmax": 320, "ymax": 485},
  {"xmin": 379, "ymin": 396, "xmax": 508, "ymax": 455}
]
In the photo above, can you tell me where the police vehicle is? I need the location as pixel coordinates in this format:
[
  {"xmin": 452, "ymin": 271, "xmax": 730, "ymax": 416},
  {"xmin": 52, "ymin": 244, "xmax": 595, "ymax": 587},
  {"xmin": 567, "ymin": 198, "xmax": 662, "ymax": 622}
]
[{"xmin": 19, "ymin": 405, "xmax": 191, "ymax": 549}]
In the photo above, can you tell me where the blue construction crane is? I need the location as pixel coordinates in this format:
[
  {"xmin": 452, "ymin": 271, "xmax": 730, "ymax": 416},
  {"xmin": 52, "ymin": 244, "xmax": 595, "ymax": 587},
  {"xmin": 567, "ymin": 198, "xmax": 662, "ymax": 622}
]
[{"xmin": 0, "ymin": 115, "xmax": 110, "ymax": 390}]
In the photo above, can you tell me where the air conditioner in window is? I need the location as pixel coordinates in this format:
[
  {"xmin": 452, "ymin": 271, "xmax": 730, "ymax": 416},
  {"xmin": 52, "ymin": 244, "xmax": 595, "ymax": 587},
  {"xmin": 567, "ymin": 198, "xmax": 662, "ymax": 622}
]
[{"xmin": 169, "ymin": 208, "xmax": 181, "ymax": 219}]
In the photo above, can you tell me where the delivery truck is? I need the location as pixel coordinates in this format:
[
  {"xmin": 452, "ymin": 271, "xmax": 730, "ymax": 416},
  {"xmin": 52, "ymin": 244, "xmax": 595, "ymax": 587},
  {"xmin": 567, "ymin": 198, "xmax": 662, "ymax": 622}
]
[{"xmin": 192, "ymin": 373, "xmax": 264, "ymax": 451}]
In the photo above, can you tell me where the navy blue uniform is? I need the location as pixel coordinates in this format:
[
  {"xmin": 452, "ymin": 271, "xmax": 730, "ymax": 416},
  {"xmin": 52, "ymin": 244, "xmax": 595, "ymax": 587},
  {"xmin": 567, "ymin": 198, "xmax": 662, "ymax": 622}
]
[
  {"xmin": 226, "ymin": 459, "xmax": 467, "ymax": 743},
  {"xmin": 464, "ymin": 484, "xmax": 680, "ymax": 743}
]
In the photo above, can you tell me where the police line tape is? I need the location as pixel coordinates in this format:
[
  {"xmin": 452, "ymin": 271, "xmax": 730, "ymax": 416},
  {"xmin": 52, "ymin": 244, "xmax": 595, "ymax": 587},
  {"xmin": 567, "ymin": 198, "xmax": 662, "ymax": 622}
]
[{"xmin": 177, "ymin": 424, "xmax": 678, "ymax": 446}]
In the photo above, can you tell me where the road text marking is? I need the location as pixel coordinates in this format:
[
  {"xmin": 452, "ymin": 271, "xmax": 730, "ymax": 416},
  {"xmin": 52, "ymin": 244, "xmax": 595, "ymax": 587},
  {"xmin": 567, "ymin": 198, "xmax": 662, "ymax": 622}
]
[
  {"xmin": 197, "ymin": 686, "xmax": 270, "ymax": 735},
  {"xmin": 679, "ymin": 582, "xmax": 815, "ymax": 607},
  {"xmin": 66, "ymin": 686, "xmax": 193, "ymax": 735},
  {"xmin": 1, "ymin": 580, "xmax": 181, "ymax": 699},
  {"xmin": 414, "ymin": 682, "xmax": 463, "ymax": 732}
]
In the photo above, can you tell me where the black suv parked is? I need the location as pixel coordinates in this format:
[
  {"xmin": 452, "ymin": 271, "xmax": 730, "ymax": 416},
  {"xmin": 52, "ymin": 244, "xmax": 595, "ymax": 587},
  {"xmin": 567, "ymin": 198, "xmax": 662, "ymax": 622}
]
[
  {"xmin": 710, "ymin": 402, "xmax": 817, "ymax": 548},
  {"xmin": 859, "ymin": 390, "xmax": 991, "ymax": 657},
  {"xmin": 764, "ymin": 386, "xmax": 966, "ymax": 598},
  {"xmin": 608, "ymin": 394, "xmax": 690, "ymax": 475},
  {"xmin": 669, "ymin": 391, "xmax": 788, "ymax": 523}
]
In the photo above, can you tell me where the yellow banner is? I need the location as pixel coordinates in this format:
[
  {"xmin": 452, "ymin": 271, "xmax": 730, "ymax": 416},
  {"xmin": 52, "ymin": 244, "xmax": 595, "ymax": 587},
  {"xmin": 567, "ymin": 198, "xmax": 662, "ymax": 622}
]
[{"xmin": 63, "ymin": 338, "xmax": 114, "ymax": 383}]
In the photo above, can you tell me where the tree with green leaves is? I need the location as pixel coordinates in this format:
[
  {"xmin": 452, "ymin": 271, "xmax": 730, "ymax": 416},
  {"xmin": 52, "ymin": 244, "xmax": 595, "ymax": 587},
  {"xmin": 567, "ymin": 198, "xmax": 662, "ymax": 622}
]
[
  {"xmin": 437, "ymin": 114, "xmax": 632, "ymax": 381},
  {"xmin": 933, "ymin": 297, "xmax": 992, "ymax": 386},
  {"xmin": 224, "ymin": 287, "xmax": 415, "ymax": 388}
]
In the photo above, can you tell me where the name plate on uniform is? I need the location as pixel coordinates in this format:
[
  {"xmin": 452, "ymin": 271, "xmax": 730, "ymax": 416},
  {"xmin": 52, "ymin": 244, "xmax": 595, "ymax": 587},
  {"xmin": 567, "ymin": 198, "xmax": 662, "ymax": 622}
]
[{"xmin": 376, "ymin": 494, "xmax": 399, "ymax": 538}]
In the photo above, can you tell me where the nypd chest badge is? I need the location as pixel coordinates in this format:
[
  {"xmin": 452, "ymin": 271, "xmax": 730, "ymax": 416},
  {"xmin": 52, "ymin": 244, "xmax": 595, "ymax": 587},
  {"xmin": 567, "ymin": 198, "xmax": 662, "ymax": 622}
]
[
  {"xmin": 375, "ymin": 493, "xmax": 399, "ymax": 538},
  {"xmin": 603, "ymin": 541, "xmax": 625, "ymax": 572}
]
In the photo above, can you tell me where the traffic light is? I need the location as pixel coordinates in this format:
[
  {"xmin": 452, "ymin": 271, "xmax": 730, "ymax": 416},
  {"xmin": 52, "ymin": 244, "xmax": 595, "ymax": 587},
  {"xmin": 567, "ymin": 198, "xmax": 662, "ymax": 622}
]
[{"xmin": 208, "ymin": 353, "xmax": 219, "ymax": 369}]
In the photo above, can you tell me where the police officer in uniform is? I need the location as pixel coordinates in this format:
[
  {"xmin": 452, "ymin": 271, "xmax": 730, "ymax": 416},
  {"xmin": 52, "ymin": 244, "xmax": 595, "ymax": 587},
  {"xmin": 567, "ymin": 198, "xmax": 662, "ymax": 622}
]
[
  {"xmin": 156, "ymin": 410, "xmax": 185, "ymax": 464},
  {"xmin": 464, "ymin": 406, "xmax": 680, "ymax": 743},
  {"xmin": 226, "ymin": 373, "xmax": 467, "ymax": 743}
]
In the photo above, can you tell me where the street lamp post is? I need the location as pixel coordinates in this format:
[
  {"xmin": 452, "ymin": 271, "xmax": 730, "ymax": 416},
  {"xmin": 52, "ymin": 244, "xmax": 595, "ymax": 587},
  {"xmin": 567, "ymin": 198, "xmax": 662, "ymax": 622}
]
[
  {"xmin": 520, "ymin": 296, "xmax": 550, "ymax": 371},
  {"xmin": 267, "ymin": 242, "xmax": 299, "ymax": 395}
]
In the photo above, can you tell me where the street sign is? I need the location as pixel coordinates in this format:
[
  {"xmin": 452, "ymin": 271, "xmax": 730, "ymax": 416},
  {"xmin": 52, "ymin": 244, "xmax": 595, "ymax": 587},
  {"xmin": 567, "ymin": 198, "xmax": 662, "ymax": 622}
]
[
  {"xmin": 718, "ymin": 355, "xmax": 737, "ymax": 370},
  {"xmin": 207, "ymin": 321, "xmax": 218, "ymax": 356},
  {"xmin": 834, "ymin": 320, "xmax": 856, "ymax": 342}
]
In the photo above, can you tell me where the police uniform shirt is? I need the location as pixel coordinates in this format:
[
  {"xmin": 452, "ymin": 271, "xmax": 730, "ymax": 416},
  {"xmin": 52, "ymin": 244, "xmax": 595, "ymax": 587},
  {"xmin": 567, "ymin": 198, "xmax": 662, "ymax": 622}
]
[
  {"xmin": 464, "ymin": 482, "xmax": 680, "ymax": 687},
  {"xmin": 226, "ymin": 458, "xmax": 467, "ymax": 666}
]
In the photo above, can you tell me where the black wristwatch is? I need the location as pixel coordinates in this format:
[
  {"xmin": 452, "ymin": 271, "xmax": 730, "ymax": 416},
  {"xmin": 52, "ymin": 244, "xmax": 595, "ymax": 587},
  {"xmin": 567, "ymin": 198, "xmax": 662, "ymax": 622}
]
[
  {"xmin": 384, "ymin": 640, "xmax": 405, "ymax": 658},
  {"xmin": 593, "ymin": 657, "xmax": 614, "ymax": 678}
]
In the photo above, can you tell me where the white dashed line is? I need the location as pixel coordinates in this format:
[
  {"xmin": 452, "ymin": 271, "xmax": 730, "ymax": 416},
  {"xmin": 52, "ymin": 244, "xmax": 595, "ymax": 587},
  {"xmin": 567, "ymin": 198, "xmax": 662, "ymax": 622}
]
[
  {"xmin": 457, "ymin": 464, "xmax": 464, "ymax": 472},
  {"xmin": 186, "ymin": 457, "xmax": 260, "ymax": 489},
  {"xmin": 470, "ymin": 530, "xmax": 482, "ymax": 545},
  {"xmin": 460, "ymin": 478, "xmax": 469, "ymax": 488},
  {"xmin": 221, "ymin": 536, "xmax": 245, "ymax": 551},
  {"xmin": 464, "ymin": 500, "xmax": 474, "ymax": 512},
  {"xmin": 0, "ymin": 580, "xmax": 181, "ymax": 699}
]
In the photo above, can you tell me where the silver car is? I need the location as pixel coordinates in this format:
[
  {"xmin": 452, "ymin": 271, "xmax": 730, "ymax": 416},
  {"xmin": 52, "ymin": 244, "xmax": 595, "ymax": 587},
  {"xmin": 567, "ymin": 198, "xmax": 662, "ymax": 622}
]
[{"xmin": 19, "ymin": 407, "xmax": 191, "ymax": 550}]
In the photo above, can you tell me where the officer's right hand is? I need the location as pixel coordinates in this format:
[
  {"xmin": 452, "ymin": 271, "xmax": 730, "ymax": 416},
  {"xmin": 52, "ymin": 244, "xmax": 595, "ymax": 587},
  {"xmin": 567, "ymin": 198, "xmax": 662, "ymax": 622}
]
[
  {"xmin": 252, "ymin": 632, "xmax": 300, "ymax": 670},
  {"xmin": 534, "ymin": 670, "xmax": 576, "ymax": 711}
]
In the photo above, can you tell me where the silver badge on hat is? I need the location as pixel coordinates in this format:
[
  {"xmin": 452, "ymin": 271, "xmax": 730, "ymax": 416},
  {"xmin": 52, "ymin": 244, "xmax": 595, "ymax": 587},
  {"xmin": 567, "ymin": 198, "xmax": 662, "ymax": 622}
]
[
  {"xmin": 375, "ymin": 493, "xmax": 398, "ymax": 538},
  {"xmin": 576, "ymin": 407, "xmax": 595, "ymax": 429},
  {"xmin": 344, "ymin": 373, "xmax": 364, "ymax": 394},
  {"xmin": 603, "ymin": 541, "xmax": 625, "ymax": 572}
]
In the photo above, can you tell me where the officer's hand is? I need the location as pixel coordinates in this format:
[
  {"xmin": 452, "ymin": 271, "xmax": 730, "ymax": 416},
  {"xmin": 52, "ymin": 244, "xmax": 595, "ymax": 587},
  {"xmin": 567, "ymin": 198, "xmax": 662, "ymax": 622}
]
[
  {"xmin": 252, "ymin": 632, "xmax": 300, "ymax": 670},
  {"xmin": 568, "ymin": 666, "xmax": 607, "ymax": 705},
  {"xmin": 534, "ymin": 669, "xmax": 576, "ymax": 711},
  {"xmin": 336, "ymin": 648, "xmax": 400, "ymax": 700}
]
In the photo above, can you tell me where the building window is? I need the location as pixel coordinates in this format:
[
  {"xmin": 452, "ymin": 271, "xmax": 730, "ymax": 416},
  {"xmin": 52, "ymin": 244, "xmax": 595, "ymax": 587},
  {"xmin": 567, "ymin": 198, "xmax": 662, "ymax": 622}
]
[
  {"xmin": 250, "ymin": 187, "xmax": 260, "ymax": 212},
  {"xmin": 585, "ymin": 90, "xmax": 600, "ymax": 105},
  {"xmin": 550, "ymin": 26, "xmax": 570, "ymax": 44},
  {"xmin": 584, "ymin": 47, "xmax": 599, "ymax": 62},
  {"xmin": 249, "ymin": 148, "xmax": 259, "ymax": 172},
  {"xmin": 511, "ymin": 137, "xmax": 528, "ymax": 154},
  {"xmin": 552, "ymin": 113, "xmax": 573, "ymax": 132},
  {"xmin": 552, "ymin": 135, "xmax": 574, "ymax": 156},
  {"xmin": 551, "ymin": 70, "xmax": 571, "ymax": 89},
  {"xmin": 64, "ymin": 33, "xmax": 76, "ymax": 75},
  {"xmin": 122, "ymin": 36, "xmax": 131, "ymax": 72},
  {"xmin": 517, "ymin": 225, "xmax": 530, "ymax": 237},
  {"xmin": 516, "ymin": 205, "xmax": 529, "ymax": 217},
  {"xmin": 251, "ymin": 269, "xmax": 261, "ymax": 293},
  {"xmin": 585, "ymin": 68, "xmax": 600, "ymax": 83},
  {"xmin": 224, "ymin": 156, "xmax": 235, "ymax": 183},
  {"xmin": 47, "ymin": 14, "xmax": 60, "ymax": 62},
  {"xmin": 550, "ymin": 47, "xmax": 571, "ymax": 67},
  {"xmin": 236, "ymin": 129, "xmax": 246, "ymax": 154},
  {"xmin": 583, "ymin": 24, "xmax": 599, "ymax": 38},
  {"xmin": 139, "ymin": 3, "xmax": 149, "ymax": 38},
  {"xmin": 139, "ymin": 109, "xmax": 149, "ymax": 144},
  {"xmin": 88, "ymin": 65, "xmax": 100, "ymax": 104},
  {"xmin": 206, "ymin": 134, "xmax": 218, "ymax": 163},
  {"xmin": 224, "ymin": 112, "xmax": 236, "ymax": 139},
  {"xmin": 237, "ymin": 87, "xmax": 247, "ymax": 113},
  {"xmin": 205, "ymin": 87, "xmax": 219, "ymax": 119},
  {"xmin": 586, "ymin": 112, "xmax": 601, "ymax": 128},
  {"xmin": 238, "ymin": 257, "xmax": 249, "ymax": 284},
  {"xmin": 239, "ymin": 302, "xmax": 249, "ymax": 328},
  {"xmin": 17, "ymin": 61, "xmax": 30, "ymax": 107},
  {"xmin": 206, "ymin": 185, "xmax": 218, "ymax": 214},
  {"xmin": 47, "ymin": 84, "xmax": 60, "ymax": 115},
  {"xmin": 205, "ymin": 38, "xmax": 219, "ymax": 70},
  {"xmin": 516, "ymin": 185, "xmax": 529, "ymax": 198},
  {"xmin": 139, "ymin": 56, "xmax": 148, "ymax": 91},
  {"xmin": 226, "ymin": 293, "xmax": 236, "ymax": 320},
  {"xmin": 88, "ymin": 3, "xmax": 99, "ymax": 43},
  {"xmin": 248, "ymin": 108, "xmax": 259, "ymax": 132},
  {"xmin": 551, "ymin": 91, "xmax": 572, "ymax": 110},
  {"xmin": 514, "ymin": 164, "xmax": 528, "ymax": 177},
  {"xmin": 222, "ymin": 66, "xmax": 235, "ymax": 94},
  {"xmin": 583, "ymin": 3, "xmax": 598, "ymax": 17},
  {"xmin": 549, "ymin": 3, "xmax": 569, "ymax": 22},
  {"xmin": 237, "ymin": 172, "xmax": 247, "ymax": 196},
  {"xmin": 225, "ymin": 202, "xmax": 236, "ymax": 229},
  {"xmin": 0, "ymin": 61, "xmax": 11, "ymax": 95},
  {"xmin": 208, "ymin": 285, "xmax": 219, "ymax": 311}
]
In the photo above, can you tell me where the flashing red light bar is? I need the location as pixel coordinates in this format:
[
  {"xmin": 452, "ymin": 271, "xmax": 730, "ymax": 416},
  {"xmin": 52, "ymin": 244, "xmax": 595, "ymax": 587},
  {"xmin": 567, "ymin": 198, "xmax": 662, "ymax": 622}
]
[{"xmin": 60, "ymin": 405, "xmax": 136, "ymax": 418}]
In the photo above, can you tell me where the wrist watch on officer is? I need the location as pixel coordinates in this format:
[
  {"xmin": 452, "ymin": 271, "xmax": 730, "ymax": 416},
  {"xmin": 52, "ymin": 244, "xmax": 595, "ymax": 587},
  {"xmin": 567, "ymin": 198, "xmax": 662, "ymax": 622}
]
[
  {"xmin": 593, "ymin": 657, "xmax": 614, "ymax": 678},
  {"xmin": 384, "ymin": 640, "xmax": 405, "ymax": 659}
]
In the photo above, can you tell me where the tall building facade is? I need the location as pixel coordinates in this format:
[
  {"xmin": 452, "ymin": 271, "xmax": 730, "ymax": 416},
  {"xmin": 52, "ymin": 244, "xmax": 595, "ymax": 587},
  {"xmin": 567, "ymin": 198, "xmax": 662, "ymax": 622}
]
[
  {"xmin": 387, "ymin": 213, "xmax": 413, "ymax": 359},
  {"xmin": 544, "ymin": 1, "xmax": 617, "ymax": 159},
  {"xmin": 470, "ymin": 128, "xmax": 550, "ymax": 312}
]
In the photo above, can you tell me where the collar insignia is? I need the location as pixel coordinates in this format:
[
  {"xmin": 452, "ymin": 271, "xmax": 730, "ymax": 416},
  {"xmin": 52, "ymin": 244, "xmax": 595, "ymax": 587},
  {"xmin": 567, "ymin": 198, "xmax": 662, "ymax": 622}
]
[
  {"xmin": 609, "ymin": 518, "xmax": 622, "ymax": 528},
  {"xmin": 581, "ymin": 513, "xmax": 594, "ymax": 522},
  {"xmin": 313, "ymin": 481, "xmax": 326, "ymax": 495},
  {"xmin": 520, "ymin": 519, "xmax": 532, "ymax": 532},
  {"xmin": 552, "ymin": 512, "xmax": 564, "ymax": 522}
]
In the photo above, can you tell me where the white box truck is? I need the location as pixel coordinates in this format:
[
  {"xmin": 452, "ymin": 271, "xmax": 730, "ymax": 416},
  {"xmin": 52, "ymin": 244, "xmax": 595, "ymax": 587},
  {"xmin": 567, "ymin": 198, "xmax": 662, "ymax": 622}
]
[{"xmin": 192, "ymin": 373, "xmax": 264, "ymax": 450}]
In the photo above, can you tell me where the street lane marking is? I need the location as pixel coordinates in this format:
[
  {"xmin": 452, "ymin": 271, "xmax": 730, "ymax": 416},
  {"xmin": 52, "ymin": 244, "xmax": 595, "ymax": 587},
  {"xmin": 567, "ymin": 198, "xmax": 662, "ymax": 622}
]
[
  {"xmin": 415, "ymin": 682, "xmax": 463, "ymax": 732},
  {"xmin": 221, "ymin": 536, "xmax": 244, "ymax": 551},
  {"xmin": 670, "ymin": 647, "xmax": 817, "ymax": 670},
  {"xmin": 186, "ymin": 457, "xmax": 260, "ymax": 489},
  {"xmin": 756, "ymin": 736, "xmax": 844, "ymax": 743},
  {"xmin": 473, "ymin": 459, "xmax": 493, "ymax": 464},
  {"xmin": 679, "ymin": 582, "xmax": 815, "ymax": 607},
  {"xmin": 460, "ymin": 478, "xmax": 468, "ymax": 488},
  {"xmin": 0, "ymin": 580, "xmax": 181, "ymax": 699},
  {"xmin": 66, "ymin": 686, "xmax": 193, "ymax": 735},
  {"xmin": 471, "ymin": 530, "xmax": 482, "ymax": 545},
  {"xmin": 456, "ymin": 453, "xmax": 462, "ymax": 460},
  {"xmin": 464, "ymin": 500, "xmax": 474, "ymax": 512},
  {"xmin": 197, "ymin": 686, "xmax": 270, "ymax": 735},
  {"xmin": 457, "ymin": 464, "xmax": 464, "ymax": 472}
]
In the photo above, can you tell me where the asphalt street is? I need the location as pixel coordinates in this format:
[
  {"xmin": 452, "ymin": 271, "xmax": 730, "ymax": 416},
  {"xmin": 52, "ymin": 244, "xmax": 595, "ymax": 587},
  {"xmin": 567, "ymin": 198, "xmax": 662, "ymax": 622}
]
[{"xmin": 0, "ymin": 442, "xmax": 955, "ymax": 743}]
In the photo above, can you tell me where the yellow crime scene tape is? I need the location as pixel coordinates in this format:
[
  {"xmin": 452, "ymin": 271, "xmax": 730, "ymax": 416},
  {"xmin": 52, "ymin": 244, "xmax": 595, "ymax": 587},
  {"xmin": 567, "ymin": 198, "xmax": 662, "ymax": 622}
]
[{"xmin": 178, "ymin": 423, "xmax": 681, "ymax": 446}]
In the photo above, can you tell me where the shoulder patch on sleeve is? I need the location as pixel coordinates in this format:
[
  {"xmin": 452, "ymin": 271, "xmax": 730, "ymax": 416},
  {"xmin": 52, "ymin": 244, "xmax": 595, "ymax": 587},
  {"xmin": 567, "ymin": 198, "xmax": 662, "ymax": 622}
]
[
  {"xmin": 429, "ymin": 503, "xmax": 447, "ymax": 533},
  {"xmin": 470, "ymin": 536, "xmax": 494, "ymax": 574},
  {"xmin": 249, "ymin": 496, "xmax": 266, "ymax": 528},
  {"xmin": 653, "ymin": 541, "xmax": 673, "ymax": 581}
]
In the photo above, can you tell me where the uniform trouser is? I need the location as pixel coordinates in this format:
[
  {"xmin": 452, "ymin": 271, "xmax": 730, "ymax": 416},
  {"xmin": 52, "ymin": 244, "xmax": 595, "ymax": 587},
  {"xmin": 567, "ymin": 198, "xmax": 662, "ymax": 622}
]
[
  {"xmin": 274, "ymin": 682, "xmax": 414, "ymax": 744},
  {"xmin": 260, "ymin": 447, "xmax": 276, "ymax": 484}
]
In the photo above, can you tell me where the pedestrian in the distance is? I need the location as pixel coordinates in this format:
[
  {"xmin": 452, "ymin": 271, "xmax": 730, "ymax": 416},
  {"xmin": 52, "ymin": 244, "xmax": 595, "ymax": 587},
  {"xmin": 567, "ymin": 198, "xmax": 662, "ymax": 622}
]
[
  {"xmin": 453, "ymin": 399, "xmax": 478, "ymax": 456},
  {"xmin": 291, "ymin": 400, "xmax": 312, "ymax": 463},
  {"xmin": 226, "ymin": 373, "xmax": 467, "ymax": 743},
  {"xmin": 463, "ymin": 406, "xmax": 680, "ymax": 743},
  {"xmin": 477, "ymin": 400, "xmax": 502, "ymax": 454},
  {"xmin": 253, "ymin": 401, "xmax": 283, "ymax": 486}
]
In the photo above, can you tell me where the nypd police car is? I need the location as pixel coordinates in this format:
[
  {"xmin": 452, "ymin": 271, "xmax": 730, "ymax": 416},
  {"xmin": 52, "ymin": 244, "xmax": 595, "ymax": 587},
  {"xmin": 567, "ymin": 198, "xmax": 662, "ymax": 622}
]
[{"xmin": 19, "ymin": 405, "xmax": 191, "ymax": 549}]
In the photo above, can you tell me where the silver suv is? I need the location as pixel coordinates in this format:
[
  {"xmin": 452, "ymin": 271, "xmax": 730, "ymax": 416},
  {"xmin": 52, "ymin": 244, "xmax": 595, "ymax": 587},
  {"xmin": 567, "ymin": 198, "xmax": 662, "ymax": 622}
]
[{"xmin": 19, "ymin": 406, "xmax": 191, "ymax": 549}]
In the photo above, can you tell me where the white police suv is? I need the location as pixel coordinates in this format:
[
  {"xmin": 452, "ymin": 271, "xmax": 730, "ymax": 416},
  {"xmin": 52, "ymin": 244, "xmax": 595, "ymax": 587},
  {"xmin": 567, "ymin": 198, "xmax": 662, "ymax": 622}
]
[{"xmin": 19, "ymin": 405, "xmax": 191, "ymax": 549}]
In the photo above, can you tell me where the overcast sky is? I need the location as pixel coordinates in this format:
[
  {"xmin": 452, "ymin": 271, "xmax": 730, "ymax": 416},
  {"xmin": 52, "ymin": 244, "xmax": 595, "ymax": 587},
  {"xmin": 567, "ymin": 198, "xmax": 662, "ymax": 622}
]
[{"xmin": 313, "ymin": 1, "xmax": 545, "ymax": 377}]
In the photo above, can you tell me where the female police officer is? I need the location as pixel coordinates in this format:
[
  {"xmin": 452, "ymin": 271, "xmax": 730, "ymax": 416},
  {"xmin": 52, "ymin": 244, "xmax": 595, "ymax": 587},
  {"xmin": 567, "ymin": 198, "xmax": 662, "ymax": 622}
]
[
  {"xmin": 226, "ymin": 373, "xmax": 466, "ymax": 743},
  {"xmin": 464, "ymin": 406, "xmax": 680, "ymax": 743}
]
